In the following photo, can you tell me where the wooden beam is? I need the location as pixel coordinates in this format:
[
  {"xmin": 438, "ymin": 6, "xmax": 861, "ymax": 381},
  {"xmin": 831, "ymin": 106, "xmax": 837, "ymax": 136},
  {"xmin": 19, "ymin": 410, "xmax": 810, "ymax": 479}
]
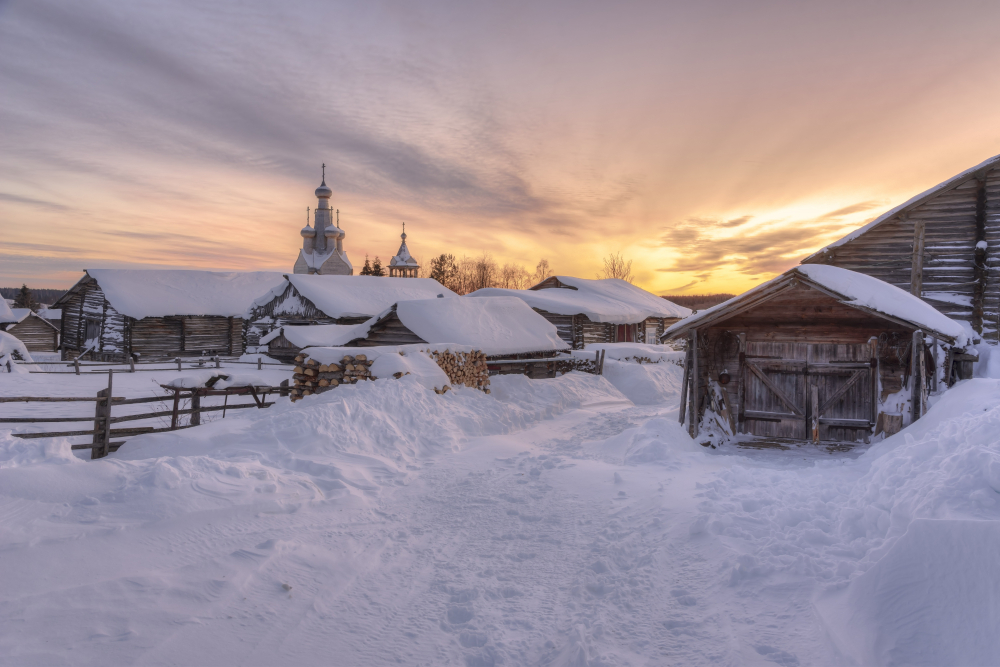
[
  {"xmin": 972, "ymin": 175, "xmax": 988, "ymax": 334},
  {"xmin": 910, "ymin": 218, "xmax": 925, "ymax": 297},
  {"xmin": 810, "ymin": 385, "xmax": 820, "ymax": 443},
  {"xmin": 911, "ymin": 330, "xmax": 923, "ymax": 423},
  {"xmin": 736, "ymin": 332, "xmax": 747, "ymax": 433},
  {"xmin": 688, "ymin": 331, "xmax": 699, "ymax": 437},
  {"xmin": 678, "ymin": 345, "xmax": 690, "ymax": 424}
]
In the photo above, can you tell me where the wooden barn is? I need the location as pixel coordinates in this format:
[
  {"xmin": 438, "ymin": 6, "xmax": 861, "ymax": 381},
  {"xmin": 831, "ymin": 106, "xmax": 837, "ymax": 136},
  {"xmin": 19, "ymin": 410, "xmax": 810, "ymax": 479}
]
[
  {"xmin": 341, "ymin": 296, "xmax": 569, "ymax": 377},
  {"xmin": 0, "ymin": 307, "xmax": 59, "ymax": 352},
  {"xmin": 248, "ymin": 274, "xmax": 456, "ymax": 328},
  {"xmin": 469, "ymin": 276, "xmax": 690, "ymax": 349},
  {"xmin": 663, "ymin": 265, "xmax": 969, "ymax": 446},
  {"xmin": 51, "ymin": 270, "xmax": 285, "ymax": 361},
  {"xmin": 802, "ymin": 153, "xmax": 1000, "ymax": 341}
]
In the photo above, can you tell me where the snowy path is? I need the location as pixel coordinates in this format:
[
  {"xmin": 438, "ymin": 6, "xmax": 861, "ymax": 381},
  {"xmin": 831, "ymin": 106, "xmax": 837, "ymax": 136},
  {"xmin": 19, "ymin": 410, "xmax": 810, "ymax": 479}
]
[{"xmin": 4, "ymin": 370, "xmax": 1000, "ymax": 665}]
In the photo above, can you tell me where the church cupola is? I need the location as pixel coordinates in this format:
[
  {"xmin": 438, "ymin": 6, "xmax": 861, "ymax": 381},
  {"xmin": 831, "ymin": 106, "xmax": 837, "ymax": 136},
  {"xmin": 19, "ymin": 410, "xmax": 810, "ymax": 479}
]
[
  {"xmin": 388, "ymin": 223, "xmax": 420, "ymax": 278},
  {"xmin": 292, "ymin": 164, "xmax": 354, "ymax": 276}
]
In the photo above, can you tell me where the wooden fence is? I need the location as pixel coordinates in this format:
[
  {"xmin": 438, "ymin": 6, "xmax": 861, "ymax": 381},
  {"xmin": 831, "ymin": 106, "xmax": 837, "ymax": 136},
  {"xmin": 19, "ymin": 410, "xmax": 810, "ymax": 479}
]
[
  {"xmin": 1, "ymin": 370, "xmax": 289, "ymax": 459},
  {"xmin": 16, "ymin": 355, "xmax": 292, "ymax": 375}
]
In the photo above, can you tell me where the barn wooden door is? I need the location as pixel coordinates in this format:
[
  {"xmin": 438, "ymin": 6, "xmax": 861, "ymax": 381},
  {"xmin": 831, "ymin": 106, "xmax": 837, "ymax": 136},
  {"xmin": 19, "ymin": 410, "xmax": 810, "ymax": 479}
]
[{"xmin": 741, "ymin": 341, "xmax": 876, "ymax": 442}]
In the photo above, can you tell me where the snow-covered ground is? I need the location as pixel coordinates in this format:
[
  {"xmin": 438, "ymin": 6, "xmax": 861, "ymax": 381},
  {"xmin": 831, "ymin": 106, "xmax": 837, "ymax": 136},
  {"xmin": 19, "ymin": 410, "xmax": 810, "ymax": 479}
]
[{"xmin": 1, "ymin": 359, "xmax": 999, "ymax": 666}]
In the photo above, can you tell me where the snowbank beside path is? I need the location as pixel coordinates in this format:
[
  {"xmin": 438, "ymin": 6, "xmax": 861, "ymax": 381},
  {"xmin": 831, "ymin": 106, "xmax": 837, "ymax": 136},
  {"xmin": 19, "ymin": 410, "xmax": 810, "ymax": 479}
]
[
  {"xmin": 672, "ymin": 379, "xmax": 1000, "ymax": 665},
  {"xmin": 7, "ymin": 373, "xmax": 623, "ymax": 517}
]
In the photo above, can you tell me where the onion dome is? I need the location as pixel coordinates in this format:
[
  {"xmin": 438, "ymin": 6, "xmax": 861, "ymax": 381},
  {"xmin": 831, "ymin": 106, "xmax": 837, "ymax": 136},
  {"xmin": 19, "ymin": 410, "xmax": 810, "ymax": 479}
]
[
  {"xmin": 301, "ymin": 225, "xmax": 315, "ymax": 237},
  {"xmin": 315, "ymin": 178, "xmax": 332, "ymax": 200},
  {"xmin": 324, "ymin": 225, "xmax": 343, "ymax": 238}
]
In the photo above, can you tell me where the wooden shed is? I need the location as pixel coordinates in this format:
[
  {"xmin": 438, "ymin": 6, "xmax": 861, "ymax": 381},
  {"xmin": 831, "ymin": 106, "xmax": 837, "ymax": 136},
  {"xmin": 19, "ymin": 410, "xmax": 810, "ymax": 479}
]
[
  {"xmin": 664, "ymin": 265, "xmax": 969, "ymax": 446},
  {"xmin": 248, "ymin": 274, "xmax": 456, "ymax": 328},
  {"xmin": 344, "ymin": 296, "xmax": 569, "ymax": 377},
  {"xmin": 468, "ymin": 276, "xmax": 690, "ymax": 349},
  {"xmin": 802, "ymin": 153, "xmax": 1000, "ymax": 341},
  {"xmin": 51, "ymin": 269, "xmax": 285, "ymax": 361},
  {"xmin": 0, "ymin": 309, "xmax": 59, "ymax": 352}
]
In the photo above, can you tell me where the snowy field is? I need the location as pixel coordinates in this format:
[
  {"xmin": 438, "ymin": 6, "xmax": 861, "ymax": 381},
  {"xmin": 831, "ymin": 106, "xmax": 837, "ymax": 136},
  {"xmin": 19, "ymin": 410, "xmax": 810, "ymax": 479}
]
[{"xmin": 1, "ymin": 358, "xmax": 999, "ymax": 666}]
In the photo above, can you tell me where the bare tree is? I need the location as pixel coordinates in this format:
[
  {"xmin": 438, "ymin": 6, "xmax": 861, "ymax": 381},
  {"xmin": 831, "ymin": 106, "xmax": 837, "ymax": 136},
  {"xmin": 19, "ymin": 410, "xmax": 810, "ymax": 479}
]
[
  {"xmin": 599, "ymin": 252, "xmax": 633, "ymax": 283},
  {"xmin": 533, "ymin": 259, "xmax": 552, "ymax": 285},
  {"xmin": 499, "ymin": 263, "xmax": 532, "ymax": 289}
]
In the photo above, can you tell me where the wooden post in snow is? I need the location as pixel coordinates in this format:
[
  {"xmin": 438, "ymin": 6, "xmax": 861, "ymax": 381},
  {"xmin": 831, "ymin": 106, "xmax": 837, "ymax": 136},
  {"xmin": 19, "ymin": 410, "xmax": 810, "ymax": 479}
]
[
  {"xmin": 190, "ymin": 391, "xmax": 201, "ymax": 426},
  {"xmin": 678, "ymin": 344, "xmax": 690, "ymax": 424},
  {"xmin": 910, "ymin": 330, "xmax": 924, "ymax": 423},
  {"xmin": 689, "ymin": 330, "xmax": 699, "ymax": 438},
  {"xmin": 736, "ymin": 333, "xmax": 747, "ymax": 434},
  {"xmin": 868, "ymin": 336, "xmax": 879, "ymax": 426}
]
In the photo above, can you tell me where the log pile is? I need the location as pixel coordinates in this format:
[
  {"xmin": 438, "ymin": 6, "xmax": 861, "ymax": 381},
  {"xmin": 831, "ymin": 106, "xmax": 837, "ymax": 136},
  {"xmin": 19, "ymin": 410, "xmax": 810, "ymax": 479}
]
[
  {"xmin": 288, "ymin": 348, "xmax": 491, "ymax": 402},
  {"xmin": 289, "ymin": 353, "xmax": 373, "ymax": 402},
  {"xmin": 426, "ymin": 349, "xmax": 490, "ymax": 393}
]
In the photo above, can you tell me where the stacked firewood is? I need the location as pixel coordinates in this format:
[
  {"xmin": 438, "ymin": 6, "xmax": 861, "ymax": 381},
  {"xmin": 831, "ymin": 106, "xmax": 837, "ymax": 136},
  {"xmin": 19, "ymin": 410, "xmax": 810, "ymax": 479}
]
[
  {"xmin": 289, "ymin": 353, "xmax": 373, "ymax": 401},
  {"xmin": 289, "ymin": 348, "xmax": 490, "ymax": 401},
  {"xmin": 427, "ymin": 349, "xmax": 490, "ymax": 393}
]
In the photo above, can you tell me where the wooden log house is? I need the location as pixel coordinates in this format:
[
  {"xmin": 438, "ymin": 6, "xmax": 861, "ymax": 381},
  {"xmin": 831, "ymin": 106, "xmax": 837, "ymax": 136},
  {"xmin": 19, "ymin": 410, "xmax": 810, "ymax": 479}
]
[
  {"xmin": 664, "ymin": 265, "xmax": 969, "ymax": 445},
  {"xmin": 469, "ymin": 276, "xmax": 690, "ymax": 349},
  {"xmin": 0, "ymin": 308, "xmax": 59, "ymax": 352},
  {"xmin": 51, "ymin": 270, "xmax": 285, "ymax": 361},
  {"xmin": 802, "ymin": 153, "xmax": 1000, "ymax": 341},
  {"xmin": 342, "ymin": 296, "xmax": 570, "ymax": 378}
]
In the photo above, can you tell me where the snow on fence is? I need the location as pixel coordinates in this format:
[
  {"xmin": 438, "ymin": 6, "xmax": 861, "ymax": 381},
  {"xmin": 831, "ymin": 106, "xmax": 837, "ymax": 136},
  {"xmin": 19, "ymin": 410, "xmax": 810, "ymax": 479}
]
[{"xmin": 1, "ymin": 369, "xmax": 289, "ymax": 459}]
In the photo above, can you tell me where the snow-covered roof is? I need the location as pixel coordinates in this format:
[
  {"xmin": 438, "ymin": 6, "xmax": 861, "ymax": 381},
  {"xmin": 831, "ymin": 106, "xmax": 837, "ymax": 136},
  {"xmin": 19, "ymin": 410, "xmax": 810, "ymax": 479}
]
[
  {"xmin": 366, "ymin": 296, "xmax": 569, "ymax": 356},
  {"xmin": 38, "ymin": 309, "xmax": 61, "ymax": 321},
  {"xmin": 257, "ymin": 275, "xmax": 457, "ymax": 320},
  {"xmin": 0, "ymin": 300, "xmax": 19, "ymax": 323},
  {"xmin": 70, "ymin": 270, "xmax": 287, "ymax": 319},
  {"xmin": 802, "ymin": 153, "xmax": 1000, "ymax": 262},
  {"xmin": 665, "ymin": 265, "xmax": 967, "ymax": 346},
  {"xmin": 468, "ymin": 276, "xmax": 691, "ymax": 324},
  {"xmin": 7, "ymin": 309, "xmax": 32, "ymax": 324},
  {"xmin": 261, "ymin": 323, "xmax": 365, "ymax": 348}
]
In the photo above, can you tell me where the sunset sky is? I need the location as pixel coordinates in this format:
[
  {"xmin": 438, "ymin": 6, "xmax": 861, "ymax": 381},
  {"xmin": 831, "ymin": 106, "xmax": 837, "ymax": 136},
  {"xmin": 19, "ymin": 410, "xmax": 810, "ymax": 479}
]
[{"xmin": 3, "ymin": 0, "xmax": 1000, "ymax": 294}]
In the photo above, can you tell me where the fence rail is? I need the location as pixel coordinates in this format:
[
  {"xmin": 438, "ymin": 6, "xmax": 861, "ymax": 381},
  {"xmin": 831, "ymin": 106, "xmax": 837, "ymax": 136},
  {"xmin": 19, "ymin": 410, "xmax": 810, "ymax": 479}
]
[
  {"xmin": 15, "ymin": 355, "xmax": 293, "ymax": 375},
  {"xmin": 3, "ymin": 369, "xmax": 288, "ymax": 459}
]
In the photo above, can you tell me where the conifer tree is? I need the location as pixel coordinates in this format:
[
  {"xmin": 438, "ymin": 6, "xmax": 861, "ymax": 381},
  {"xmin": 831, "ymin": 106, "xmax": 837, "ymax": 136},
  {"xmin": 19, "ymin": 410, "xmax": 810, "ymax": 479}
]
[
  {"xmin": 13, "ymin": 284, "xmax": 38, "ymax": 311},
  {"xmin": 371, "ymin": 256, "xmax": 385, "ymax": 277},
  {"xmin": 360, "ymin": 255, "xmax": 373, "ymax": 276}
]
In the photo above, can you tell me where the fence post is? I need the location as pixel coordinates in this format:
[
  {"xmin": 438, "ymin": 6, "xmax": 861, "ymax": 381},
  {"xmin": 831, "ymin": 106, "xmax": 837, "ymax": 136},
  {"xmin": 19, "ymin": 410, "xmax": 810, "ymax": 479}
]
[
  {"xmin": 170, "ymin": 389, "xmax": 181, "ymax": 430},
  {"xmin": 215, "ymin": 356, "xmax": 221, "ymax": 369},
  {"xmin": 279, "ymin": 379, "xmax": 289, "ymax": 397},
  {"xmin": 90, "ymin": 370, "xmax": 114, "ymax": 459},
  {"xmin": 129, "ymin": 356, "xmax": 136, "ymax": 373},
  {"xmin": 190, "ymin": 390, "xmax": 201, "ymax": 426},
  {"xmin": 175, "ymin": 357, "xmax": 182, "ymax": 371},
  {"xmin": 74, "ymin": 357, "xmax": 80, "ymax": 375},
  {"xmin": 92, "ymin": 387, "xmax": 109, "ymax": 459},
  {"xmin": 258, "ymin": 357, "xmax": 263, "ymax": 371}
]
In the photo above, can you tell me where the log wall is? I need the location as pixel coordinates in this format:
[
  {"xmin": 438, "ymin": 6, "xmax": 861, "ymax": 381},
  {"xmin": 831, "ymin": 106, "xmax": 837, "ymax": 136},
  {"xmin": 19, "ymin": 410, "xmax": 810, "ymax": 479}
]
[
  {"xmin": 3, "ymin": 316, "xmax": 59, "ymax": 352},
  {"xmin": 808, "ymin": 167, "xmax": 1000, "ymax": 340}
]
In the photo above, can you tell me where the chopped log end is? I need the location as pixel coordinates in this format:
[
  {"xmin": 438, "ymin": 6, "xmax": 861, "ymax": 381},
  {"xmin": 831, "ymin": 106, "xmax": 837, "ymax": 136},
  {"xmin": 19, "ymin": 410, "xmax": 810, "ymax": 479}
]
[
  {"xmin": 355, "ymin": 354, "xmax": 367, "ymax": 361},
  {"xmin": 293, "ymin": 366, "xmax": 304, "ymax": 374}
]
